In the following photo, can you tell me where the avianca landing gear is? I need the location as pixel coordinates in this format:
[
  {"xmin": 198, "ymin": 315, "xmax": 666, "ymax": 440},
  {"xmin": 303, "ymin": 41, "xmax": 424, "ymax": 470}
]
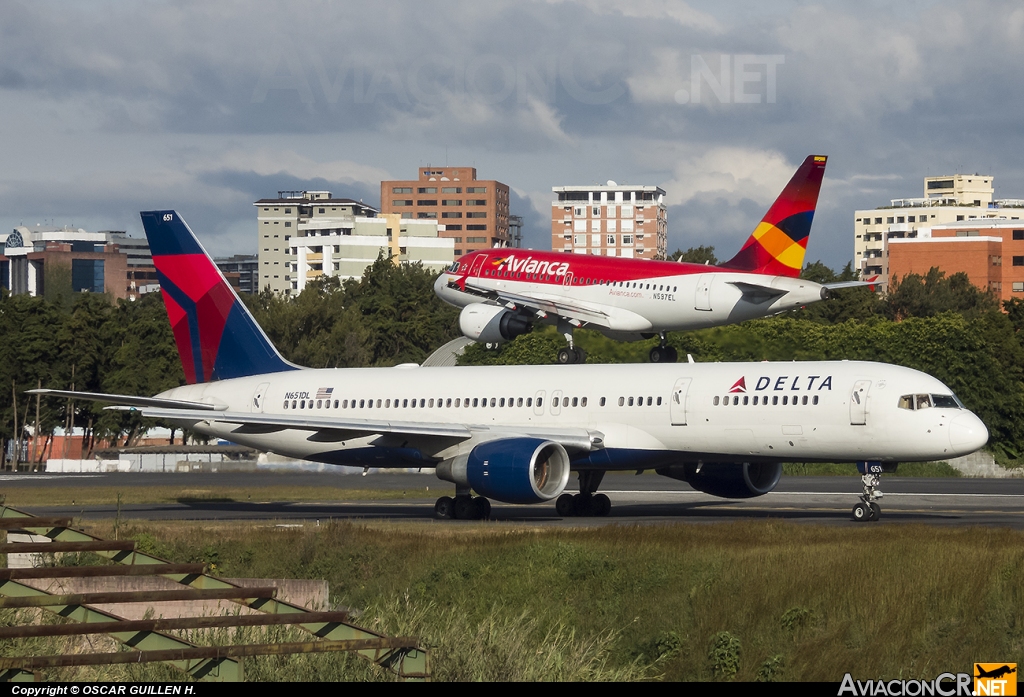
[
  {"xmin": 556, "ymin": 319, "xmax": 587, "ymax": 365},
  {"xmin": 434, "ymin": 486, "xmax": 491, "ymax": 520},
  {"xmin": 649, "ymin": 332, "xmax": 678, "ymax": 364},
  {"xmin": 851, "ymin": 461, "xmax": 887, "ymax": 522},
  {"xmin": 556, "ymin": 471, "xmax": 611, "ymax": 517}
]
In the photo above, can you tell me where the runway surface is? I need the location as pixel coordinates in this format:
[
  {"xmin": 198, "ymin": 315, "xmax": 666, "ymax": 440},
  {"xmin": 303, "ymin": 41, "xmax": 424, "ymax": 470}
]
[{"xmin": 2, "ymin": 471, "xmax": 1023, "ymax": 528}]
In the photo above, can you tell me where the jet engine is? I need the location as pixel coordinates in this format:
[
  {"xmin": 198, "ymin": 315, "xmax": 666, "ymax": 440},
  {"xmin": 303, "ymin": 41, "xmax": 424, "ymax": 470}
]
[
  {"xmin": 435, "ymin": 438, "xmax": 571, "ymax": 504},
  {"xmin": 656, "ymin": 462, "xmax": 782, "ymax": 499},
  {"xmin": 459, "ymin": 304, "xmax": 531, "ymax": 344}
]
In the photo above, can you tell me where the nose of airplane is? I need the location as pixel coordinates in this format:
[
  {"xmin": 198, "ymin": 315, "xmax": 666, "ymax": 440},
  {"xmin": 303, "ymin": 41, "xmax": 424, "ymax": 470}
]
[{"xmin": 949, "ymin": 412, "xmax": 988, "ymax": 454}]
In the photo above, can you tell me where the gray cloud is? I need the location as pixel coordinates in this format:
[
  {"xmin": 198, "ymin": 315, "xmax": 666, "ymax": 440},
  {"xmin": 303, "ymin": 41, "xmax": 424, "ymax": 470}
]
[{"xmin": 2, "ymin": 0, "xmax": 1024, "ymax": 270}]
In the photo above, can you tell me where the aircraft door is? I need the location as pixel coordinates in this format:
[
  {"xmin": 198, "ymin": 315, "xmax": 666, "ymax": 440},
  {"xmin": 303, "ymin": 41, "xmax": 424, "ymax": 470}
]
[
  {"xmin": 534, "ymin": 390, "xmax": 546, "ymax": 416},
  {"xmin": 694, "ymin": 275, "xmax": 713, "ymax": 311},
  {"xmin": 563, "ymin": 272, "xmax": 574, "ymax": 287},
  {"xmin": 550, "ymin": 390, "xmax": 563, "ymax": 416},
  {"xmin": 252, "ymin": 382, "xmax": 271, "ymax": 413},
  {"xmin": 850, "ymin": 380, "xmax": 871, "ymax": 425},
  {"xmin": 670, "ymin": 378, "xmax": 691, "ymax": 425},
  {"xmin": 469, "ymin": 254, "xmax": 486, "ymax": 277}
]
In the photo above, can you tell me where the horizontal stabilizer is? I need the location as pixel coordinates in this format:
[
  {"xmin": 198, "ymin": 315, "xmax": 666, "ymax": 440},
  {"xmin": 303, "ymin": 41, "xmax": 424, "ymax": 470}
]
[
  {"xmin": 822, "ymin": 281, "xmax": 876, "ymax": 290},
  {"xmin": 26, "ymin": 389, "xmax": 226, "ymax": 411},
  {"xmin": 728, "ymin": 281, "xmax": 789, "ymax": 303}
]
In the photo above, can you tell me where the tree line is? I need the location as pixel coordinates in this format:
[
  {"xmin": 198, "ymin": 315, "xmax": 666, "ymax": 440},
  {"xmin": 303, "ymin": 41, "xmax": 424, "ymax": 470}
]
[{"xmin": 3, "ymin": 249, "xmax": 1023, "ymax": 467}]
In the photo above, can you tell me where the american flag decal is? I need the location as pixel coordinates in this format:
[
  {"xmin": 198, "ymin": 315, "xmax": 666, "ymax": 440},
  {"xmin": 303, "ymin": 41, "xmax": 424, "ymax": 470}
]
[{"xmin": 316, "ymin": 387, "xmax": 334, "ymax": 400}]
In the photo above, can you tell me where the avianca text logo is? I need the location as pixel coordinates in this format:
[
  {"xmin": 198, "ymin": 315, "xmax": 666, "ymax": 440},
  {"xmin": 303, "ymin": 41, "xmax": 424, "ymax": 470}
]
[{"xmin": 494, "ymin": 254, "xmax": 570, "ymax": 277}]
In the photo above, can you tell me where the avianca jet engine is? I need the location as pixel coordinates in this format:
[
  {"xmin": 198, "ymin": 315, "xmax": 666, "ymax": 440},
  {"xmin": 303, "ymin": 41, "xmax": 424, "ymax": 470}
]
[{"xmin": 436, "ymin": 155, "xmax": 864, "ymax": 364}]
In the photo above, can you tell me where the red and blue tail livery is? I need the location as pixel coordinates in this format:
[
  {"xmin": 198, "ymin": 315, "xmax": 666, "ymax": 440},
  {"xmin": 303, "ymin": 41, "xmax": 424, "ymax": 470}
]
[
  {"xmin": 720, "ymin": 155, "xmax": 827, "ymax": 277},
  {"xmin": 141, "ymin": 210, "xmax": 296, "ymax": 383}
]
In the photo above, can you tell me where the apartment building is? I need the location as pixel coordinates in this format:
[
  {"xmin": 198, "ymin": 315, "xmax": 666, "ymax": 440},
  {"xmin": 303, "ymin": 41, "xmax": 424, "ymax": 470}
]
[
  {"xmin": 853, "ymin": 174, "xmax": 1024, "ymax": 289},
  {"xmin": 379, "ymin": 167, "xmax": 511, "ymax": 257},
  {"xmin": 551, "ymin": 183, "xmax": 667, "ymax": 259}
]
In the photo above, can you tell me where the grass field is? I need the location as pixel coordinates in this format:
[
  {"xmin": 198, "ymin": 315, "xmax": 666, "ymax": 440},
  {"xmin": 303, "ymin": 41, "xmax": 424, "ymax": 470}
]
[{"xmin": 4, "ymin": 518, "xmax": 1019, "ymax": 681}]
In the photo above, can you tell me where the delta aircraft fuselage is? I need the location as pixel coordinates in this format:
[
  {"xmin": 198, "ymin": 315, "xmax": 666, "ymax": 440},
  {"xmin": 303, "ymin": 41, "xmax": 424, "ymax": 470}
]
[{"xmin": 155, "ymin": 360, "xmax": 987, "ymax": 469}]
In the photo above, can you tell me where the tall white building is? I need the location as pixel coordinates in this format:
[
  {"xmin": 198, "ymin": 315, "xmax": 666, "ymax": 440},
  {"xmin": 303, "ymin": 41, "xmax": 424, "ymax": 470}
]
[
  {"xmin": 854, "ymin": 174, "xmax": 1024, "ymax": 288},
  {"xmin": 257, "ymin": 190, "xmax": 455, "ymax": 294},
  {"xmin": 289, "ymin": 213, "xmax": 454, "ymax": 293},
  {"xmin": 550, "ymin": 183, "xmax": 667, "ymax": 259}
]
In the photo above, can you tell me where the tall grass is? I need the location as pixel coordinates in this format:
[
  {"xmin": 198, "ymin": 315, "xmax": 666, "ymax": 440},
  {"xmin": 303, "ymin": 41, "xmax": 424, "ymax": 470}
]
[{"xmin": 7, "ymin": 520, "xmax": 1023, "ymax": 681}]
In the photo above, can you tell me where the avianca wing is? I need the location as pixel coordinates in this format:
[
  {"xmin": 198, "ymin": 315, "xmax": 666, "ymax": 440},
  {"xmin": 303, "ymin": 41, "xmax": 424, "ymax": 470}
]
[
  {"xmin": 435, "ymin": 155, "xmax": 858, "ymax": 364},
  {"xmin": 33, "ymin": 209, "xmax": 988, "ymax": 523}
]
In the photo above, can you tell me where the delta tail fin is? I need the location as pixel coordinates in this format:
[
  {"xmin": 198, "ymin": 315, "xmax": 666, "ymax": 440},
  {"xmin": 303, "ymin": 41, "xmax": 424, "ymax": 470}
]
[
  {"xmin": 719, "ymin": 155, "xmax": 827, "ymax": 278},
  {"xmin": 140, "ymin": 210, "xmax": 296, "ymax": 384}
]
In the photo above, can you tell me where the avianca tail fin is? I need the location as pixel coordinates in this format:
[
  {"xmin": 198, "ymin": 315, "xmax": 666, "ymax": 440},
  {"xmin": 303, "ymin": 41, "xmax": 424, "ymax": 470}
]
[
  {"xmin": 140, "ymin": 210, "xmax": 296, "ymax": 384},
  {"xmin": 719, "ymin": 155, "xmax": 827, "ymax": 278}
]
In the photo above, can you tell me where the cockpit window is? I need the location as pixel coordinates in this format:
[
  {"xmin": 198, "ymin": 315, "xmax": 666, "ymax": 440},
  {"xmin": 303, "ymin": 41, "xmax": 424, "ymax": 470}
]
[
  {"xmin": 931, "ymin": 394, "xmax": 962, "ymax": 409},
  {"xmin": 899, "ymin": 393, "xmax": 963, "ymax": 410},
  {"xmin": 446, "ymin": 261, "xmax": 460, "ymax": 273}
]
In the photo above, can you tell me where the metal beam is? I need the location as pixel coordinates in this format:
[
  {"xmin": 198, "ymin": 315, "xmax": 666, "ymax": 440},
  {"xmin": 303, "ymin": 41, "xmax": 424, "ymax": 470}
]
[
  {"xmin": 0, "ymin": 585, "xmax": 278, "ymax": 608},
  {"xmin": 0, "ymin": 563, "xmax": 206, "ymax": 580},
  {"xmin": 0, "ymin": 637, "xmax": 420, "ymax": 671},
  {"xmin": 0, "ymin": 609, "xmax": 353, "ymax": 638}
]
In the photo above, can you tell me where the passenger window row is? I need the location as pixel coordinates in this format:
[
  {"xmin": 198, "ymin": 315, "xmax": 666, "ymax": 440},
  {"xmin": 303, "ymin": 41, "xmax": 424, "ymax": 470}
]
[
  {"xmin": 282, "ymin": 395, "xmax": 599, "ymax": 411},
  {"xmin": 714, "ymin": 394, "xmax": 819, "ymax": 406},
  {"xmin": 616, "ymin": 396, "xmax": 663, "ymax": 407}
]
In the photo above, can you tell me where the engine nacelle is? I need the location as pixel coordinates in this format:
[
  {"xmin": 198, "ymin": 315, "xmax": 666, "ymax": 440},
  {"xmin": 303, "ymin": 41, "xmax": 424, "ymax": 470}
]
[
  {"xmin": 435, "ymin": 438, "xmax": 571, "ymax": 504},
  {"xmin": 656, "ymin": 462, "xmax": 782, "ymax": 499},
  {"xmin": 459, "ymin": 304, "xmax": 531, "ymax": 345}
]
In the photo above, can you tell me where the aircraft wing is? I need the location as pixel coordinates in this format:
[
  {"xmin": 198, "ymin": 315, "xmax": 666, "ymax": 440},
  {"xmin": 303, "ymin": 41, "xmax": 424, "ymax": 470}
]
[
  {"xmin": 26, "ymin": 389, "xmax": 226, "ymax": 412},
  {"xmin": 454, "ymin": 278, "xmax": 610, "ymax": 326},
  {"xmin": 127, "ymin": 408, "xmax": 602, "ymax": 453}
]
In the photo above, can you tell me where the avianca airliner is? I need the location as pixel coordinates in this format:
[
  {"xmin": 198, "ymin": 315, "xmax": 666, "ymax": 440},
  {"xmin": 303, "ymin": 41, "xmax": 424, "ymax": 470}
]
[
  {"xmin": 32, "ymin": 210, "xmax": 986, "ymax": 523},
  {"xmin": 436, "ymin": 155, "xmax": 867, "ymax": 364}
]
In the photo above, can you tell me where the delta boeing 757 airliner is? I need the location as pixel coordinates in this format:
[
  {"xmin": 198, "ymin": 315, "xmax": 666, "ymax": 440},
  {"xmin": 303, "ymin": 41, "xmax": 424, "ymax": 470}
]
[{"xmin": 31, "ymin": 211, "xmax": 986, "ymax": 523}]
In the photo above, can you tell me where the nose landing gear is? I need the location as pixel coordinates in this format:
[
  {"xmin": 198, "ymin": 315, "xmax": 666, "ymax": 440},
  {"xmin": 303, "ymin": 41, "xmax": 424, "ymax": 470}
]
[{"xmin": 851, "ymin": 462, "xmax": 887, "ymax": 522}]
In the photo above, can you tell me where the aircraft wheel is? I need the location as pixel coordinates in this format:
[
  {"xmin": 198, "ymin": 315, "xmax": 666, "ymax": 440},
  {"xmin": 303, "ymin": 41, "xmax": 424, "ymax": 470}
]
[
  {"xmin": 869, "ymin": 503, "xmax": 881, "ymax": 521},
  {"xmin": 665, "ymin": 347, "xmax": 678, "ymax": 363},
  {"xmin": 649, "ymin": 347, "xmax": 666, "ymax": 363},
  {"xmin": 434, "ymin": 496, "xmax": 454, "ymax": 520},
  {"xmin": 454, "ymin": 496, "xmax": 478, "ymax": 520},
  {"xmin": 557, "ymin": 348, "xmax": 577, "ymax": 364},
  {"xmin": 593, "ymin": 493, "xmax": 611, "ymax": 517},
  {"xmin": 574, "ymin": 347, "xmax": 587, "ymax": 364},
  {"xmin": 556, "ymin": 493, "xmax": 575, "ymax": 517},
  {"xmin": 474, "ymin": 496, "xmax": 491, "ymax": 520},
  {"xmin": 852, "ymin": 502, "xmax": 869, "ymax": 522}
]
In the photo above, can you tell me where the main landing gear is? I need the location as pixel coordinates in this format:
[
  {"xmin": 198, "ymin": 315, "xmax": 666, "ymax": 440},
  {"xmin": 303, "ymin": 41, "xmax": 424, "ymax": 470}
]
[
  {"xmin": 556, "ymin": 319, "xmax": 587, "ymax": 364},
  {"xmin": 556, "ymin": 471, "xmax": 611, "ymax": 517},
  {"xmin": 649, "ymin": 333, "xmax": 678, "ymax": 363},
  {"xmin": 851, "ymin": 467, "xmax": 883, "ymax": 522},
  {"xmin": 434, "ymin": 487, "xmax": 491, "ymax": 520}
]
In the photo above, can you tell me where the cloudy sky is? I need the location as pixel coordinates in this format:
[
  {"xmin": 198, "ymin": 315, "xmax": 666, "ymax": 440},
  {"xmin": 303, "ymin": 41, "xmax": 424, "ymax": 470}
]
[{"xmin": 3, "ymin": 0, "xmax": 1023, "ymax": 270}]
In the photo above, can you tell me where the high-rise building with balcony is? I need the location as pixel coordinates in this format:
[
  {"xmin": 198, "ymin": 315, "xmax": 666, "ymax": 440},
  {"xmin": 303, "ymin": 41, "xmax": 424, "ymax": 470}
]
[{"xmin": 551, "ymin": 183, "xmax": 667, "ymax": 259}]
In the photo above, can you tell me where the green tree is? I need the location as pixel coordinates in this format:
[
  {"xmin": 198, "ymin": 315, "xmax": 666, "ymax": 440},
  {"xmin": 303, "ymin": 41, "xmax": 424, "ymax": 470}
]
[{"xmin": 669, "ymin": 246, "xmax": 719, "ymax": 265}]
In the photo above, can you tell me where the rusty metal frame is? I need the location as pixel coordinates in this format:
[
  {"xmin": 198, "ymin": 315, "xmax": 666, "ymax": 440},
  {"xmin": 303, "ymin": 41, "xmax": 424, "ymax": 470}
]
[{"xmin": 0, "ymin": 504, "xmax": 430, "ymax": 681}]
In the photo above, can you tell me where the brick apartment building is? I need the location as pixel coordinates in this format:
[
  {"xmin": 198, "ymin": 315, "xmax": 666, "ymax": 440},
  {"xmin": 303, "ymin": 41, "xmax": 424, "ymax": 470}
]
[{"xmin": 379, "ymin": 167, "xmax": 511, "ymax": 257}]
